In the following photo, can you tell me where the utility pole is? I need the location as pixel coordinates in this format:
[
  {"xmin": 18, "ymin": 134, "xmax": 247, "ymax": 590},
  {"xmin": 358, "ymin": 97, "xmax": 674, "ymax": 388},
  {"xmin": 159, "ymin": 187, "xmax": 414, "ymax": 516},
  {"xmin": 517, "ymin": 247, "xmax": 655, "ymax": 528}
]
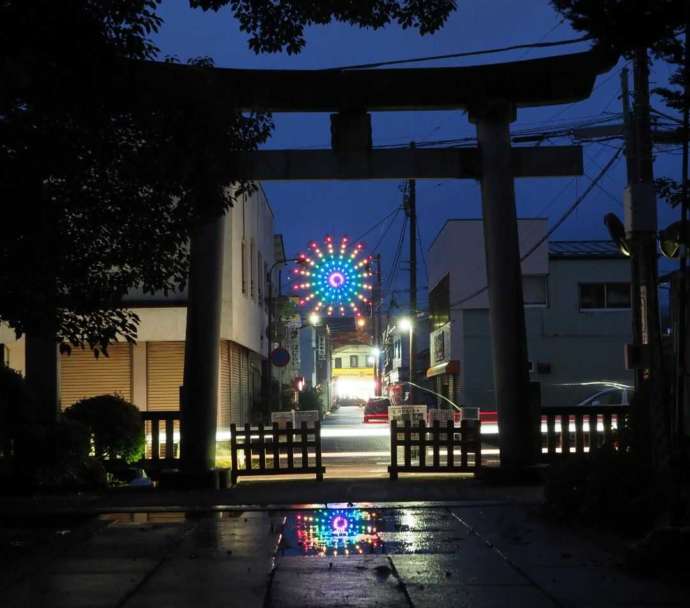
[
  {"xmin": 622, "ymin": 52, "xmax": 669, "ymax": 469},
  {"xmin": 373, "ymin": 253, "xmax": 382, "ymax": 396},
  {"xmin": 677, "ymin": 15, "xmax": 690, "ymax": 444},
  {"xmin": 405, "ymin": 143, "xmax": 417, "ymax": 404}
]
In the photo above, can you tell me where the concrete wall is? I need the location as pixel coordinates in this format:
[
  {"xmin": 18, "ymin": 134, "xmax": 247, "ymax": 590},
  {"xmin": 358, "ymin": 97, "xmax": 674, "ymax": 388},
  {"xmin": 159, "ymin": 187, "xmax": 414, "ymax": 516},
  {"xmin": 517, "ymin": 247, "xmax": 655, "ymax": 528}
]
[
  {"xmin": 222, "ymin": 187, "xmax": 274, "ymax": 357},
  {"xmin": 427, "ymin": 219, "xmax": 548, "ymax": 405},
  {"xmin": 460, "ymin": 257, "xmax": 633, "ymax": 407}
]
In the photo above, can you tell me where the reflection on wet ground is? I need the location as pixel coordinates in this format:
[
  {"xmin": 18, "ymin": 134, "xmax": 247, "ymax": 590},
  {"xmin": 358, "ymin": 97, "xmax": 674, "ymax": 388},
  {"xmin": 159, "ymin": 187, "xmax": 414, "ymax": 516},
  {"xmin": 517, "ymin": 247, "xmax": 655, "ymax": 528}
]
[{"xmin": 280, "ymin": 507, "xmax": 469, "ymax": 557}]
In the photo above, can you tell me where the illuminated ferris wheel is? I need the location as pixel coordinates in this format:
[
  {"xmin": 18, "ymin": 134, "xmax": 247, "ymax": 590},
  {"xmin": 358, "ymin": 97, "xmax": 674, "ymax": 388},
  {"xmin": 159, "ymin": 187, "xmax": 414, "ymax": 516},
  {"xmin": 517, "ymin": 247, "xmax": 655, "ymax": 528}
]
[{"xmin": 292, "ymin": 235, "xmax": 373, "ymax": 318}]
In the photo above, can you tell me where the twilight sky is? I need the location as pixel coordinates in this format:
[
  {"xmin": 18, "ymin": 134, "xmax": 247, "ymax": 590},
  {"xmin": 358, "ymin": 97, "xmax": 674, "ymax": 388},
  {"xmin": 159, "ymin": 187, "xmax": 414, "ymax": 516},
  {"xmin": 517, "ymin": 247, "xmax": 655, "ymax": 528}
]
[{"xmin": 153, "ymin": 0, "xmax": 681, "ymax": 311}]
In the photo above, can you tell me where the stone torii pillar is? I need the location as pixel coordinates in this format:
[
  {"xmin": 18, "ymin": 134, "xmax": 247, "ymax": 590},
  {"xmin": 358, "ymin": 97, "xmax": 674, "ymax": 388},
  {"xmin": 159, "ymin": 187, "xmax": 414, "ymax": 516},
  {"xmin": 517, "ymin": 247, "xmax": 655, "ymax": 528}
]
[
  {"xmin": 180, "ymin": 212, "xmax": 226, "ymax": 484},
  {"xmin": 470, "ymin": 101, "xmax": 538, "ymax": 470}
]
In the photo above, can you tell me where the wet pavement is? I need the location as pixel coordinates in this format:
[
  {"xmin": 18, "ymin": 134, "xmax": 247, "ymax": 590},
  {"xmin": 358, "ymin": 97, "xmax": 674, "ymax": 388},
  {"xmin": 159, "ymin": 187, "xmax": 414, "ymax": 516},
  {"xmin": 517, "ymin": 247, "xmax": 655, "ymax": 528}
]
[{"xmin": 1, "ymin": 502, "xmax": 686, "ymax": 607}]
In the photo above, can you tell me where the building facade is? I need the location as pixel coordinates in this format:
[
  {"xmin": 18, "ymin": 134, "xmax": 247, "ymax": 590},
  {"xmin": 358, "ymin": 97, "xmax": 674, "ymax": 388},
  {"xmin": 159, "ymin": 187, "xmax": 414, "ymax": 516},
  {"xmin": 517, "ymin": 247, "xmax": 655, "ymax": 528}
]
[
  {"xmin": 0, "ymin": 187, "xmax": 277, "ymax": 432},
  {"xmin": 427, "ymin": 219, "xmax": 633, "ymax": 408},
  {"xmin": 331, "ymin": 343, "xmax": 375, "ymax": 404}
]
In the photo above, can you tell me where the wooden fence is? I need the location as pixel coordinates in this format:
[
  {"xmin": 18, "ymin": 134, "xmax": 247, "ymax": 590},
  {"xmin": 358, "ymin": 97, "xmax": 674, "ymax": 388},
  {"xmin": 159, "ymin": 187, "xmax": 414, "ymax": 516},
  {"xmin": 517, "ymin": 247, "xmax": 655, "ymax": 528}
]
[
  {"xmin": 388, "ymin": 419, "xmax": 481, "ymax": 479},
  {"xmin": 230, "ymin": 421, "xmax": 325, "ymax": 485},
  {"xmin": 140, "ymin": 411, "xmax": 181, "ymax": 470},
  {"xmin": 540, "ymin": 406, "xmax": 629, "ymax": 460}
]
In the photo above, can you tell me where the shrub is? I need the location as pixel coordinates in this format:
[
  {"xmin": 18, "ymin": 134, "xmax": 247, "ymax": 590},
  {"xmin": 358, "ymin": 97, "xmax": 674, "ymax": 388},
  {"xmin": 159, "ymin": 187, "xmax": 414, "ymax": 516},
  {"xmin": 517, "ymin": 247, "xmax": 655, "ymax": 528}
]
[
  {"xmin": 545, "ymin": 446, "xmax": 659, "ymax": 535},
  {"xmin": 298, "ymin": 386, "xmax": 324, "ymax": 416},
  {"xmin": 64, "ymin": 394, "xmax": 144, "ymax": 464},
  {"xmin": 0, "ymin": 363, "xmax": 38, "ymax": 427}
]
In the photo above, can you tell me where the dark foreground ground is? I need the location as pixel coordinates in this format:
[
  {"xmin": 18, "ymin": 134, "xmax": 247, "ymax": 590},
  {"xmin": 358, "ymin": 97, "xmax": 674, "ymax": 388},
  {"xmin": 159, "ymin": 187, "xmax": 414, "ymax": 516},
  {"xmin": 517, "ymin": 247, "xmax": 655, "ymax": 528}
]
[{"xmin": 0, "ymin": 481, "xmax": 685, "ymax": 608}]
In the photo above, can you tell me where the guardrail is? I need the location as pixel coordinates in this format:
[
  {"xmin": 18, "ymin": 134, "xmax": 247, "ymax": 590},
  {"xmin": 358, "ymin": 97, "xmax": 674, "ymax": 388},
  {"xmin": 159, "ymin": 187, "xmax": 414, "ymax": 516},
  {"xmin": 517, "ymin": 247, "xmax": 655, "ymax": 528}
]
[
  {"xmin": 388, "ymin": 419, "xmax": 481, "ymax": 480},
  {"xmin": 230, "ymin": 422, "xmax": 325, "ymax": 485},
  {"xmin": 140, "ymin": 411, "xmax": 181, "ymax": 469},
  {"xmin": 540, "ymin": 406, "xmax": 628, "ymax": 459}
]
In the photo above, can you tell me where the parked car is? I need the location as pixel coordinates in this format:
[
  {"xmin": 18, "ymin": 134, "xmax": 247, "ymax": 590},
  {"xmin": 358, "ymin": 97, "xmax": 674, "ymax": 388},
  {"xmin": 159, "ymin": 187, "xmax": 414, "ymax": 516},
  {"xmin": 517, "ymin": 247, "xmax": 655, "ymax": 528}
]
[
  {"xmin": 576, "ymin": 387, "xmax": 633, "ymax": 407},
  {"xmin": 363, "ymin": 398, "xmax": 391, "ymax": 423}
]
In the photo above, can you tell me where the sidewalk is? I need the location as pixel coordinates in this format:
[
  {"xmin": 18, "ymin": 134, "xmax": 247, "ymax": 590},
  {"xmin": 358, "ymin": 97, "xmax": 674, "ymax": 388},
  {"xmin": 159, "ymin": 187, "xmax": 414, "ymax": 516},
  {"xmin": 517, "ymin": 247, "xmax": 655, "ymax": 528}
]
[{"xmin": 1, "ymin": 497, "xmax": 685, "ymax": 607}]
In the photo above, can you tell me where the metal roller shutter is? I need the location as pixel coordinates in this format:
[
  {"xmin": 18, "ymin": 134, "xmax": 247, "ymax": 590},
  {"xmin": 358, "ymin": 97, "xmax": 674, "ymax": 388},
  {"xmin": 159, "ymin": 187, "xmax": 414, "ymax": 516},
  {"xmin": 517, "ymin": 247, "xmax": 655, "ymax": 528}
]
[
  {"xmin": 240, "ymin": 347, "xmax": 250, "ymax": 424},
  {"xmin": 147, "ymin": 342, "xmax": 185, "ymax": 411},
  {"xmin": 218, "ymin": 341, "xmax": 231, "ymax": 432},
  {"xmin": 60, "ymin": 344, "xmax": 132, "ymax": 408},
  {"xmin": 230, "ymin": 342, "xmax": 241, "ymax": 425}
]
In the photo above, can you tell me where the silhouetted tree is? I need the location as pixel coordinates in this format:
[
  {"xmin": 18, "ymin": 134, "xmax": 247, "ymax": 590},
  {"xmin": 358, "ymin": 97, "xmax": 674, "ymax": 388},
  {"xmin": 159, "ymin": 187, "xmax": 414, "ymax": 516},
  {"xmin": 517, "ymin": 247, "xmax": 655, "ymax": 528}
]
[
  {"xmin": 191, "ymin": 0, "xmax": 456, "ymax": 54},
  {"xmin": 0, "ymin": 2, "xmax": 271, "ymax": 353},
  {"xmin": 1, "ymin": 1, "xmax": 455, "ymax": 354}
]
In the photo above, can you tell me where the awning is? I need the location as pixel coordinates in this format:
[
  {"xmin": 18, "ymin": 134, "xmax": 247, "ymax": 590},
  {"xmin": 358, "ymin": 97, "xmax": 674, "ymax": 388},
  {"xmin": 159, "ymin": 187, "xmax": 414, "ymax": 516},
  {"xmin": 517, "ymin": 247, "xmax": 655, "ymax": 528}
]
[{"xmin": 426, "ymin": 360, "xmax": 460, "ymax": 378}]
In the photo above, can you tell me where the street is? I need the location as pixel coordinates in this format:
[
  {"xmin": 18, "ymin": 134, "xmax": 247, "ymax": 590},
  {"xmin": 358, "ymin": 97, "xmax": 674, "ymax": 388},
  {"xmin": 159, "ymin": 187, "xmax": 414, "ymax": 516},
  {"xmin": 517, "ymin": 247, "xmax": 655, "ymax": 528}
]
[
  {"xmin": 320, "ymin": 406, "xmax": 390, "ymax": 478},
  {"xmin": 319, "ymin": 406, "xmax": 499, "ymax": 478}
]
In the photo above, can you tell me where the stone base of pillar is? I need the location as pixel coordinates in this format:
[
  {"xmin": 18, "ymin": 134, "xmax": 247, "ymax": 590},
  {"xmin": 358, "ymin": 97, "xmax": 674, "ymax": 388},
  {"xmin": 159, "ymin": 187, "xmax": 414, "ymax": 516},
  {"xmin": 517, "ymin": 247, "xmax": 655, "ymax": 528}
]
[
  {"xmin": 476, "ymin": 464, "xmax": 547, "ymax": 485},
  {"xmin": 157, "ymin": 468, "xmax": 230, "ymax": 490}
]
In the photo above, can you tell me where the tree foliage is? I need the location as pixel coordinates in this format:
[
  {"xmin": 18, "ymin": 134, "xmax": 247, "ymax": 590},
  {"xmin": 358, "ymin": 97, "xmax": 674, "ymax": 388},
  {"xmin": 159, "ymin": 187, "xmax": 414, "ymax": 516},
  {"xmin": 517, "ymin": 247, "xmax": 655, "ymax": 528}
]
[
  {"xmin": 551, "ymin": 0, "xmax": 686, "ymax": 58},
  {"xmin": 552, "ymin": 2, "xmax": 689, "ymax": 212},
  {"xmin": 0, "ymin": 1, "xmax": 271, "ymax": 353},
  {"xmin": 1, "ymin": 0, "xmax": 454, "ymax": 354},
  {"xmin": 190, "ymin": 0, "xmax": 456, "ymax": 54}
]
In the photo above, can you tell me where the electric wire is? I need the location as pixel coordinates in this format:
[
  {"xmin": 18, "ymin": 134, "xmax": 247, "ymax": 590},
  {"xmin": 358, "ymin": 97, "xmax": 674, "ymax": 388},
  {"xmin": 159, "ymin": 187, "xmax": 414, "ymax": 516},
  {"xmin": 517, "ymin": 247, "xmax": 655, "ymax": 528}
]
[
  {"xmin": 327, "ymin": 35, "xmax": 591, "ymax": 71},
  {"xmin": 448, "ymin": 147, "xmax": 624, "ymax": 310},
  {"xmin": 370, "ymin": 208, "xmax": 403, "ymax": 255},
  {"xmin": 354, "ymin": 205, "xmax": 401, "ymax": 242},
  {"xmin": 384, "ymin": 214, "xmax": 408, "ymax": 295}
]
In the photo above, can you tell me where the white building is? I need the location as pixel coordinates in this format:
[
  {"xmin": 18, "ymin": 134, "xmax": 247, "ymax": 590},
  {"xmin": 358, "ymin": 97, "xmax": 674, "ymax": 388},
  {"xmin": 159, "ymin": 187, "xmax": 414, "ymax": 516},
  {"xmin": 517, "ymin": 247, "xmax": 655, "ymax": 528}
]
[
  {"xmin": 0, "ymin": 187, "xmax": 277, "ymax": 431},
  {"xmin": 427, "ymin": 219, "xmax": 633, "ymax": 408}
]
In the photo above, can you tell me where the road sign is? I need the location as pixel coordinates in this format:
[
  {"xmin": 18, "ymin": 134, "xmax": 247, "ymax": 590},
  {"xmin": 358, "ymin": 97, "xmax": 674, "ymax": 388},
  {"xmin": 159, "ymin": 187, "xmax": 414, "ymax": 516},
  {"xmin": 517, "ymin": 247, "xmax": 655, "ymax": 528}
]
[{"xmin": 270, "ymin": 347, "xmax": 290, "ymax": 367}]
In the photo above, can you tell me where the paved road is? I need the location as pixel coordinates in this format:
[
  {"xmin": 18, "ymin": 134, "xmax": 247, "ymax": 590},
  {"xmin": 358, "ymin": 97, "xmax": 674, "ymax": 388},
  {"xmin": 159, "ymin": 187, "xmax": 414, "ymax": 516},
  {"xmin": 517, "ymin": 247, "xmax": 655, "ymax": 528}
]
[
  {"xmin": 320, "ymin": 406, "xmax": 499, "ymax": 478},
  {"xmin": 320, "ymin": 406, "xmax": 390, "ymax": 477}
]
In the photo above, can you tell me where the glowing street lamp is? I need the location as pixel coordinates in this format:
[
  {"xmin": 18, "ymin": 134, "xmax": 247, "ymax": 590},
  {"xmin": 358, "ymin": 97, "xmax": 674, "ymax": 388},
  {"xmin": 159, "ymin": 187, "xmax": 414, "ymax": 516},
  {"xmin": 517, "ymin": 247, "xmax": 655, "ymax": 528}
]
[
  {"xmin": 356, "ymin": 317, "xmax": 367, "ymax": 329},
  {"xmin": 371, "ymin": 347, "xmax": 381, "ymax": 358},
  {"xmin": 398, "ymin": 317, "xmax": 413, "ymax": 333},
  {"xmin": 308, "ymin": 312, "xmax": 321, "ymax": 326}
]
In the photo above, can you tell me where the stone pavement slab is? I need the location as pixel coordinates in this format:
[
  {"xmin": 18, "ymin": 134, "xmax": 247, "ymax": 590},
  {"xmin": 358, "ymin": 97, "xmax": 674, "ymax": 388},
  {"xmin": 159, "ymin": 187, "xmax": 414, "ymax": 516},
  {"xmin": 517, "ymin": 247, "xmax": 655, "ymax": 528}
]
[
  {"xmin": 270, "ymin": 555, "xmax": 409, "ymax": 608},
  {"xmin": 1, "ymin": 503, "xmax": 687, "ymax": 607},
  {"xmin": 449, "ymin": 504, "xmax": 688, "ymax": 607}
]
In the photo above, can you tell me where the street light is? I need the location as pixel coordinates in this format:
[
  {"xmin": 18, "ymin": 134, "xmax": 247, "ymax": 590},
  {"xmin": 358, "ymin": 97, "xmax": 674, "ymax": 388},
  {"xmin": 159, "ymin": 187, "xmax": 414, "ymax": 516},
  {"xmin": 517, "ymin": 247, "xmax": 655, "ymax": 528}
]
[
  {"xmin": 371, "ymin": 347, "xmax": 381, "ymax": 358},
  {"xmin": 356, "ymin": 317, "xmax": 367, "ymax": 329},
  {"xmin": 308, "ymin": 312, "xmax": 321, "ymax": 326},
  {"xmin": 398, "ymin": 317, "xmax": 413, "ymax": 332}
]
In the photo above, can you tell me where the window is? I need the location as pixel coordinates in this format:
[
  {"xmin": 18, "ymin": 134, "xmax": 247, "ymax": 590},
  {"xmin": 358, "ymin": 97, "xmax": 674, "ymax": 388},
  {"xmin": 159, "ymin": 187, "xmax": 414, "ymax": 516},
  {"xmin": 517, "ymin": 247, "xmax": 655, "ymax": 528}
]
[
  {"xmin": 241, "ymin": 240, "xmax": 247, "ymax": 294},
  {"xmin": 350, "ymin": 355, "xmax": 359, "ymax": 368},
  {"xmin": 250, "ymin": 239, "xmax": 256, "ymax": 298},
  {"xmin": 523, "ymin": 275, "xmax": 548, "ymax": 306},
  {"xmin": 334, "ymin": 357, "xmax": 342, "ymax": 369},
  {"xmin": 258, "ymin": 252, "xmax": 263, "ymax": 302},
  {"xmin": 263, "ymin": 262, "xmax": 269, "ymax": 310},
  {"xmin": 579, "ymin": 282, "xmax": 631, "ymax": 310}
]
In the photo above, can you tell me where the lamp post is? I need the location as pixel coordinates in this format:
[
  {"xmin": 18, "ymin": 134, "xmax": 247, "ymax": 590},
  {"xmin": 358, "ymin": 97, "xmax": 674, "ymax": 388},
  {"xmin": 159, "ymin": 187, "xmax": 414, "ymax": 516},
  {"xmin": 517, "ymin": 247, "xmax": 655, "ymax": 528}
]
[{"xmin": 265, "ymin": 257, "xmax": 299, "ymax": 413}]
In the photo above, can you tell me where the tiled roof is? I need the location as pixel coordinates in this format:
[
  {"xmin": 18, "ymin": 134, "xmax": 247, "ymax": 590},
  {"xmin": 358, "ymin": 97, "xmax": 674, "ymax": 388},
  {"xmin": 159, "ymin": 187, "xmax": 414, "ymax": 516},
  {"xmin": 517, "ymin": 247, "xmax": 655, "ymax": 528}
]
[{"xmin": 549, "ymin": 240, "xmax": 626, "ymax": 259}]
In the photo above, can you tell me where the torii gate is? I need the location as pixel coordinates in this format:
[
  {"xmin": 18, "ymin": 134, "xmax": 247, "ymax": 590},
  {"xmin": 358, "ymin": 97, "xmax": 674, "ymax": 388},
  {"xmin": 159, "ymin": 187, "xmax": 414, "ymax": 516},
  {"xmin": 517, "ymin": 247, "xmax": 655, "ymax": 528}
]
[{"xmin": 134, "ymin": 48, "xmax": 615, "ymax": 482}]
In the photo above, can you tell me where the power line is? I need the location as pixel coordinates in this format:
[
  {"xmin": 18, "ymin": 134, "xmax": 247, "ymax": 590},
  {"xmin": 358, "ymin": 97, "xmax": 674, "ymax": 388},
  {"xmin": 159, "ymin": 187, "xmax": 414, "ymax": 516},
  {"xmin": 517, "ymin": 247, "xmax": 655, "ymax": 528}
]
[
  {"xmin": 416, "ymin": 222, "xmax": 429, "ymax": 287},
  {"xmin": 354, "ymin": 205, "xmax": 401, "ymax": 242},
  {"xmin": 327, "ymin": 35, "xmax": 591, "ymax": 71},
  {"xmin": 384, "ymin": 215, "xmax": 408, "ymax": 294},
  {"xmin": 448, "ymin": 147, "xmax": 624, "ymax": 310},
  {"xmin": 370, "ymin": 208, "xmax": 402, "ymax": 255}
]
